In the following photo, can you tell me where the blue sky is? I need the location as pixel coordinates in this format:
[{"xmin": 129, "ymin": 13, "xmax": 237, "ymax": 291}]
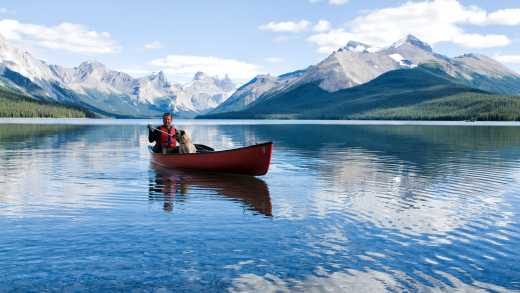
[{"xmin": 0, "ymin": 0, "xmax": 519, "ymax": 83}]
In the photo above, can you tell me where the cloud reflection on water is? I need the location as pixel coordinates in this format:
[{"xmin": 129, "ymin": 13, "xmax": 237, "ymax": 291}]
[
  {"xmin": 229, "ymin": 269, "xmax": 515, "ymax": 293},
  {"xmin": 1, "ymin": 122, "xmax": 520, "ymax": 291}
]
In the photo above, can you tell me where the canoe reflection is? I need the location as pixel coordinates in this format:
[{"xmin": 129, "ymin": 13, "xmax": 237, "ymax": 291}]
[{"xmin": 149, "ymin": 165, "xmax": 272, "ymax": 216}]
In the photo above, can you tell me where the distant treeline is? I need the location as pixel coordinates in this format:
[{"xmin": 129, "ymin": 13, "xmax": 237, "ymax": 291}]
[
  {"xmin": 350, "ymin": 93, "xmax": 520, "ymax": 121},
  {"xmin": 0, "ymin": 124, "xmax": 82, "ymax": 144},
  {"xmin": 202, "ymin": 92, "xmax": 520, "ymax": 121},
  {"xmin": 0, "ymin": 87, "xmax": 94, "ymax": 118}
]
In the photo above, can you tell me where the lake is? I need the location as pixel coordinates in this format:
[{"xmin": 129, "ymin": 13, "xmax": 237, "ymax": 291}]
[{"xmin": 1, "ymin": 119, "xmax": 520, "ymax": 292}]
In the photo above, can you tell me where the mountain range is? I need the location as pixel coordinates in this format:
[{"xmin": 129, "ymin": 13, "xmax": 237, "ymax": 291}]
[
  {"xmin": 0, "ymin": 34, "xmax": 235, "ymax": 117},
  {"xmin": 1, "ymin": 33, "xmax": 519, "ymax": 120},
  {"xmin": 202, "ymin": 35, "xmax": 520, "ymax": 120}
]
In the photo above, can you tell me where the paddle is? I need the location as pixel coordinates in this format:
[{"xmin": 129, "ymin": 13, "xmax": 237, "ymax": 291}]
[
  {"xmin": 148, "ymin": 125, "xmax": 175, "ymax": 137},
  {"xmin": 148, "ymin": 125, "xmax": 215, "ymax": 152}
]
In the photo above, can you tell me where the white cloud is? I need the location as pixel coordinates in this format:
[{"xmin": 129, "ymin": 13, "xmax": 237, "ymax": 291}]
[
  {"xmin": 307, "ymin": 29, "xmax": 356, "ymax": 53},
  {"xmin": 144, "ymin": 41, "xmax": 162, "ymax": 50},
  {"xmin": 452, "ymin": 34, "xmax": 510, "ymax": 48},
  {"xmin": 309, "ymin": 0, "xmax": 349, "ymax": 5},
  {"xmin": 259, "ymin": 20, "xmax": 311, "ymax": 33},
  {"xmin": 307, "ymin": 0, "xmax": 518, "ymax": 53},
  {"xmin": 150, "ymin": 55, "xmax": 262, "ymax": 81},
  {"xmin": 313, "ymin": 20, "xmax": 331, "ymax": 32},
  {"xmin": 328, "ymin": 0, "xmax": 349, "ymax": 5},
  {"xmin": 265, "ymin": 57, "xmax": 284, "ymax": 63},
  {"xmin": 0, "ymin": 19, "xmax": 118, "ymax": 53},
  {"xmin": 471, "ymin": 9, "xmax": 520, "ymax": 26},
  {"xmin": 347, "ymin": 0, "xmax": 513, "ymax": 47},
  {"xmin": 493, "ymin": 55, "xmax": 520, "ymax": 64},
  {"xmin": 272, "ymin": 35, "xmax": 299, "ymax": 43}
]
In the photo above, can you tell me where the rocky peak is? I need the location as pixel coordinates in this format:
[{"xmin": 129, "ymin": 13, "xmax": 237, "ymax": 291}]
[
  {"xmin": 343, "ymin": 41, "xmax": 371, "ymax": 53},
  {"xmin": 76, "ymin": 60, "xmax": 107, "ymax": 77},
  {"xmin": 193, "ymin": 71, "xmax": 210, "ymax": 81},
  {"xmin": 0, "ymin": 33, "xmax": 28, "ymax": 61},
  {"xmin": 144, "ymin": 70, "xmax": 169, "ymax": 88},
  {"xmin": 222, "ymin": 74, "xmax": 232, "ymax": 82},
  {"xmin": 391, "ymin": 34, "xmax": 432, "ymax": 52},
  {"xmin": 149, "ymin": 70, "xmax": 166, "ymax": 81},
  {"xmin": 78, "ymin": 60, "xmax": 106, "ymax": 69},
  {"xmin": 216, "ymin": 74, "xmax": 235, "ymax": 91}
]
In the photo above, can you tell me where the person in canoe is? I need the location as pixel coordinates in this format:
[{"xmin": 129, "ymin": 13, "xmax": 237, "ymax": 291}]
[
  {"xmin": 148, "ymin": 112, "xmax": 215, "ymax": 154},
  {"xmin": 148, "ymin": 112, "xmax": 179, "ymax": 154}
]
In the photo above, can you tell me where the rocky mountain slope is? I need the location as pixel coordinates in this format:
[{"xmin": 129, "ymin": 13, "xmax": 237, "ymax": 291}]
[
  {"xmin": 211, "ymin": 70, "xmax": 305, "ymax": 114},
  {"xmin": 207, "ymin": 35, "xmax": 520, "ymax": 116},
  {"xmin": 0, "ymin": 34, "xmax": 235, "ymax": 117},
  {"xmin": 201, "ymin": 63, "xmax": 520, "ymax": 120}
]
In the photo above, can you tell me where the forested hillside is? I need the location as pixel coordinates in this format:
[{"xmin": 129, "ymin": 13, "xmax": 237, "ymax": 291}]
[{"xmin": 0, "ymin": 87, "xmax": 94, "ymax": 118}]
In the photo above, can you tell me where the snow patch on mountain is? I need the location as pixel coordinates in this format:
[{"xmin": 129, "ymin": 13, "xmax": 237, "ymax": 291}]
[
  {"xmin": 171, "ymin": 72, "xmax": 236, "ymax": 114},
  {"xmin": 391, "ymin": 35, "xmax": 433, "ymax": 52},
  {"xmin": 210, "ymin": 70, "xmax": 305, "ymax": 114},
  {"xmin": 208, "ymin": 34, "xmax": 520, "ymax": 116},
  {"xmin": 389, "ymin": 53, "xmax": 416, "ymax": 68},
  {"xmin": 0, "ymin": 33, "xmax": 236, "ymax": 116},
  {"xmin": 0, "ymin": 35, "xmax": 59, "ymax": 84},
  {"xmin": 344, "ymin": 41, "xmax": 370, "ymax": 53}
]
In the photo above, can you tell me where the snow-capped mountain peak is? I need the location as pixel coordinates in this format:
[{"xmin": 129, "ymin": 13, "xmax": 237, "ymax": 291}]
[
  {"xmin": 0, "ymin": 33, "xmax": 60, "ymax": 84},
  {"xmin": 216, "ymin": 74, "xmax": 236, "ymax": 92},
  {"xmin": 391, "ymin": 34, "xmax": 433, "ymax": 52},
  {"xmin": 149, "ymin": 70, "xmax": 165, "ymax": 79},
  {"xmin": 146, "ymin": 71, "xmax": 169, "ymax": 87},
  {"xmin": 0, "ymin": 34, "xmax": 239, "ymax": 116},
  {"xmin": 194, "ymin": 71, "xmax": 210, "ymax": 81},
  {"xmin": 210, "ymin": 34, "xmax": 520, "ymax": 116},
  {"xmin": 75, "ymin": 60, "xmax": 108, "ymax": 81},
  {"xmin": 78, "ymin": 60, "xmax": 106, "ymax": 69},
  {"xmin": 343, "ymin": 41, "xmax": 371, "ymax": 53}
]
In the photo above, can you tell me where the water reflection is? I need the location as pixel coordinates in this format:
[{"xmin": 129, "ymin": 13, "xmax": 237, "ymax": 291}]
[
  {"xmin": 230, "ymin": 269, "xmax": 517, "ymax": 292},
  {"xmin": 1, "ymin": 121, "xmax": 520, "ymax": 291},
  {"xmin": 149, "ymin": 165, "xmax": 272, "ymax": 216},
  {"xmin": 241, "ymin": 125, "xmax": 520, "ymax": 233},
  {"xmin": 311, "ymin": 147, "xmax": 514, "ymax": 237}
]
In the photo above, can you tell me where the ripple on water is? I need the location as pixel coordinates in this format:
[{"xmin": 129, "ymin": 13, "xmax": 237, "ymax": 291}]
[{"xmin": 1, "ymin": 123, "xmax": 520, "ymax": 291}]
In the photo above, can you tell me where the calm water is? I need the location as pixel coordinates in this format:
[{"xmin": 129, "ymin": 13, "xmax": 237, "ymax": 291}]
[{"xmin": 1, "ymin": 120, "xmax": 520, "ymax": 292}]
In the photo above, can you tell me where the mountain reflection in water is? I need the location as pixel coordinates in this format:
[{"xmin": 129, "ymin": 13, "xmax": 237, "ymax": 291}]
[{"xmin": 1, "ymin": 121, "xmax": 519, "ymax": 292}]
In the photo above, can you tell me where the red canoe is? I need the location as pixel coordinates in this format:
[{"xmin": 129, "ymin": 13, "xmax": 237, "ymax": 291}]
[{"xmin": 149, "ymin": 142, "xmax": 273, "ymax": 176}]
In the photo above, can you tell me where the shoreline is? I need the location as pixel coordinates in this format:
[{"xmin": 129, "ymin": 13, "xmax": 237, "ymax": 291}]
[{"xmin": 1, "ymin": 117, "xmax": 520, "ymax": 126}]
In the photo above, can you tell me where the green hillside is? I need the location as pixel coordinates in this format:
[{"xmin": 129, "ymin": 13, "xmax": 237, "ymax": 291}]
[
  {"xmin": 199, "ymin": 64, "xmax": 520, "ymax": 121},
  {"xmin": 352, "ymin": 92, "xmax": 520, "ymax": 121},
  {"xmin": 0, "ymin": 87, "xmax": 94, "ymax": 118}
]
